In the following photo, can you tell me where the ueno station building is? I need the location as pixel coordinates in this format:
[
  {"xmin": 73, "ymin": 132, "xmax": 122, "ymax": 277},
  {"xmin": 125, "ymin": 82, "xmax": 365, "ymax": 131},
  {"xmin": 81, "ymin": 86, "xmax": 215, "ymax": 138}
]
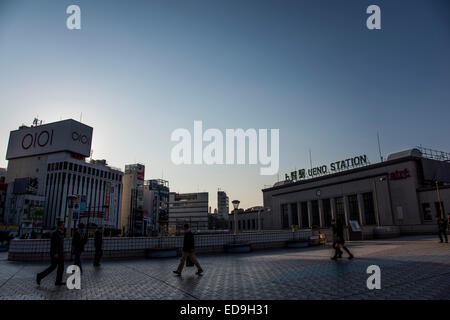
[{"xmin": 262, "ymin": 148, "xmax": 450, "ymax": 238}]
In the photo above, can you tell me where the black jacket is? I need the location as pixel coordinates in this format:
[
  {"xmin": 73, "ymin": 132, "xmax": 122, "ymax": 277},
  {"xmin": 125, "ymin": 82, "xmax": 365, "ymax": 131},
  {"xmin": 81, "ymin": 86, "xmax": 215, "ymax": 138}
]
[
  {"xmin": 50, "ymin": 230, "xmax": 65, "ymax": 257},
  {"xmin": 437, "ymin": 218, "xmax": 448, "ymax": 230},
  {"xmin": 182, "ymin": 231, "xmax": 195, "ymax": 252},
  {"xmin": 72, "ymin": 230, "xmax": 87, "ymax": 254},
  {"xmin": 94, "ymin": 230, "xmax": 103, "ymax": 250}
]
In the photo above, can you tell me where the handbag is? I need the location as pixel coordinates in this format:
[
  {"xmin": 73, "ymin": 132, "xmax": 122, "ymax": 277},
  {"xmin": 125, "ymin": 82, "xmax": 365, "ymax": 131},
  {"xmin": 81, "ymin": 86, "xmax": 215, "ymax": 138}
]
[{"xmin": 186, "ymin": 256, "xmax": 194, "ymax": 267}]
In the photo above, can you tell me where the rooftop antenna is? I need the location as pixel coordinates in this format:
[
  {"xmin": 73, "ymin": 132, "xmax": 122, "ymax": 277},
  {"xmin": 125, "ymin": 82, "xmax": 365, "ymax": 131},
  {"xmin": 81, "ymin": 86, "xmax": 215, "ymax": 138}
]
[
  {"xmin": 309, "ymin": 148, "xmax": 313, "ymax": 170},
  {"xmin": 377, "ymin": 132, "xmax": 383, "ymax": 162}
]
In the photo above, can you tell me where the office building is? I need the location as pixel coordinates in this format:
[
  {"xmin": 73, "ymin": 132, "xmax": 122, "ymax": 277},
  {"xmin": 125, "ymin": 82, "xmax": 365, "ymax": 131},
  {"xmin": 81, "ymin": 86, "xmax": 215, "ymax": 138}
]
[
  {"xmin": 4, "ymin": 119, "xmax": 123, "ymax": 233},
  {"xmin": 169, "ymin": 192, "xmax": 209, "ymax": 232},
  {"xmin": 121, "ymin": 164, "xmax": 145, "ymax": 236},
  {"xmin": 143, "ymin": 179, "xmax": 169, "ymax": 236},
  {"xmin": 217, "ymin": 190, "xmax": 229, "ymax": 220}
]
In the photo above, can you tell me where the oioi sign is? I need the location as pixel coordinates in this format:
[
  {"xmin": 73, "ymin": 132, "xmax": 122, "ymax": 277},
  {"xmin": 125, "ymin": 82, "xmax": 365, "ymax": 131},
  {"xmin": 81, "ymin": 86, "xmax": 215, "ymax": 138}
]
[
  {"xmin": 285, "ymin": 155, "xmax": 369, "ymax": 181},
  {"xmin": 6, "ymin": 119, "xmax": 93, "ymax": 160}
]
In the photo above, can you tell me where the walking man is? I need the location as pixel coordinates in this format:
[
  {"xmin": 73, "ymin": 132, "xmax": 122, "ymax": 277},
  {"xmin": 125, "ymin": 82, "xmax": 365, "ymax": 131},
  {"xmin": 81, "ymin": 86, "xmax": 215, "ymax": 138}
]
[
  {"xmin": 436, "ymin": 214, "xmax": 448, "ymax": 243},
  {"xmin": 94, "ymin": 227, "xmax": 103, "ymax": 266},
  {"xmin": 173, "ymin": 224, "xmax": 204, "ymax": 276},
  {"xmin": 36, "ymin": 221, "xmax": 66, "ymax": 286},
  {"xmin": 331, "ymin": 218, "xmax": 354, "ymax": 260},
  {"xmin": 72, "ymin": 223, "xmax": 88, "ymax": 273}
]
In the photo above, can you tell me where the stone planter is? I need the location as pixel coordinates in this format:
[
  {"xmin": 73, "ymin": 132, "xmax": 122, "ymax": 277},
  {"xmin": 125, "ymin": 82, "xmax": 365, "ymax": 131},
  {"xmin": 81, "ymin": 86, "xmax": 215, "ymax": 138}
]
[
  {"xmin": 373, "ymin": 226, "xmax": 400, "ymax": 239},
  {"xmin": 224, "ymin": 242, "xmax": 251, "ymax": 253},
  {"xmin": 286, "ymin": 239, "xmax": 309, "ymax": 248},
  {"xmin": 145, "ymin": 247, "xmax": 178, "ymax": 258}
]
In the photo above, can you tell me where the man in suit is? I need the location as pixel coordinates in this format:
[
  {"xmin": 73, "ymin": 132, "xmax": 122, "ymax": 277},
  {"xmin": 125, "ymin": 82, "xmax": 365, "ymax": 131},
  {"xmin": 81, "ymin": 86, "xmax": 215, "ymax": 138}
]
[
  {"xmin": 173, "ymin": 224, "xmax": 204, "ymax": 275},
  {"xmin": 436, "ymin": 214, "xmax": 448, "ymax": 243},
  {"xmin": 36, "ymin": 221, "xmax": 66, "ymax": 286},
  {"xmin": 93, "ymin": 227, "xmax": 103, "ymax": 266},
  {"xmin": 72, "ymin": 223, "xmax": 88, "ymax": 273}
]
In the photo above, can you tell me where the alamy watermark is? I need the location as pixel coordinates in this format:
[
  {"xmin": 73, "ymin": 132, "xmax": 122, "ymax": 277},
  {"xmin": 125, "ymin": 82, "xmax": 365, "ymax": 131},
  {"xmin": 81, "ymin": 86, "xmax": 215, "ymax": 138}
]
[
  {"xmin": 170, "ymin": 121, "xmax": 279, "ymax": 175},
  {"xmin": 366, "ymin": 265, "xmax": 381, "ymax": 290}
]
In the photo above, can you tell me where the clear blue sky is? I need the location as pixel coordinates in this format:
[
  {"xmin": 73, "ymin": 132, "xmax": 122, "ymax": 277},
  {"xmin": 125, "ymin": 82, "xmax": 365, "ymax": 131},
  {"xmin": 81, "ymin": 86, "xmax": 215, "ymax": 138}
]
[{"xmin": 1, "ymin": 0, "xmax": 449, "ymax": 209}]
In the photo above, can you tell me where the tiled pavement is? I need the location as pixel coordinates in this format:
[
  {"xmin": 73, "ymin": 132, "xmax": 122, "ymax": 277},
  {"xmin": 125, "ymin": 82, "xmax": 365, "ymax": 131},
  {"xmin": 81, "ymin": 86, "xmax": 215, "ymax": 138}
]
[{"xmin": 0, "ymin": 235, "xmax": 449, "ymax": 300}]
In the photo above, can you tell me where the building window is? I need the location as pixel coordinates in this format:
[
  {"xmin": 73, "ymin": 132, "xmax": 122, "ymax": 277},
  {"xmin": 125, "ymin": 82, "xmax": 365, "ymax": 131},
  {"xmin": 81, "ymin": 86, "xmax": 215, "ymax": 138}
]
[
  {"xmin": 363, "ymin": 192, "xmax": 376, "ymax": 225},
  {"xmin": 291, "ymin": 203, "xmax": 298, "ymax": 226},
  {"xmin": 322, "ymin": 199, "xmax": 332, "ymax": 227},
  {"xmin": 422, "ymin": 203, "xmax": 432, "ymax": 221},
  {"xmin": 63, "ymin": 162, "xmax": 68, "ymax": 170},
  {"xmin": 300, "ymin": 201, "xmax": 309, "ymax": 228},
  {"xmin": 311, "ymin": 200, "xmax": 320, "ymax": 226},
  {"xmin": 88, "ymin": 167, "xmax": 91, "ymax": 175},
  {"xmin": 335, "ymin": 197, "xmax": 345, "ymax": 224},
  {"xmin": 47, "ymin": 164, "xmax": 51, "ymax": 171},
  {"xmin": 435, "ymin": 202, "xmax": 445, "ymax": 218},
  {"xmin": 348, "ymin": 194, "xmax": 360, "ymax": 223},
  {"xmin": 74, "ymin": 164, "xmax": 78, "ymax": 172},
  {"xmin": 252, "ymin": 219, "xmax": 256, "ymax": 229},
  {"xmin": 281, "ymin": 204, "xmax": 289, "ymax": 229},
  {"xmin": 238, "ymin": 221, "xmax": 241, "ymax": 230},
  {"xmin": 69, "ymin": 163, "xmax": 73, "ymax": 171}
]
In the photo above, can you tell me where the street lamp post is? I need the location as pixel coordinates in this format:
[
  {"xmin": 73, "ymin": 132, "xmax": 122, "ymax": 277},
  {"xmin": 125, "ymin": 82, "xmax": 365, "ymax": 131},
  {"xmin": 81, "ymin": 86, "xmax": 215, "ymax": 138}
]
[
  {"xmin": 435, "ymin": 181, "xmax": 444, "ymax": 220},
  {"xmin": 231, "ymin": 200, "xmax": 240, "ymax": 235},
  {"xmin": 373, "ymin": 177, "xmax": 386, "ymax": 227}
]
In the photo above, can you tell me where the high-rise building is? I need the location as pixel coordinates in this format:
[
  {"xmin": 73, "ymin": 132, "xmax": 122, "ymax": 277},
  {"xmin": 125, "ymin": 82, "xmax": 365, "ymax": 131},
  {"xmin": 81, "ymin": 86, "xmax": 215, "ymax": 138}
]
[
  {"xmin": 168, "ymin": 192, "xmax": 209, "ymax": 232},
  {"xmin": 143, "ymin": 179, "xmax": 169, "ymax": 236},
  {"xmin": 121, "ymin": 164, "xmax": 145, "ymax": 236},
  {"xmin": 4, "ymin": 119, "xmax": 123, "ymax": 235},
  {"xmin": 217, "ymin": 190, "xmax": 229, "ymax": 220},
  {"xmin": 0, "ymin": 169, "xmax": 7, "ymax": 224}
]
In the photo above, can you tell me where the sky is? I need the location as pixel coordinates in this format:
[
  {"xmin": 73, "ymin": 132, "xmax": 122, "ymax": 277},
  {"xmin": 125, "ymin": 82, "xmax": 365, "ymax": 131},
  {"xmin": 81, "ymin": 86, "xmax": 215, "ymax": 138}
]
[{"xmin": 0, "ymin": 0, "xmax": 449, "ymax": 210}]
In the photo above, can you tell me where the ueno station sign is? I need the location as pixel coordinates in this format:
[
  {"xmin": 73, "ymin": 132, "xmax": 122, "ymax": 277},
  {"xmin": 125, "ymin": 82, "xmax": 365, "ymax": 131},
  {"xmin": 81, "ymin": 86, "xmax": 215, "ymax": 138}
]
[
  {"xmin": 285, "ymin": 155, "xmax": 369, "ymax": 181},
  {"xmin": 6, "ymin": 119, "xmax": 93, "ymax": 160}
]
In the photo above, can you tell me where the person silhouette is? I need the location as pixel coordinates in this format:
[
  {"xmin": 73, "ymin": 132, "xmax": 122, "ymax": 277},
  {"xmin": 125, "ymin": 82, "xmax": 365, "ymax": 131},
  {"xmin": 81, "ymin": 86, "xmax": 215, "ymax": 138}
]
[{"xmin": 173, "ymin": 224, "xmax": 204, "ymax": 275}]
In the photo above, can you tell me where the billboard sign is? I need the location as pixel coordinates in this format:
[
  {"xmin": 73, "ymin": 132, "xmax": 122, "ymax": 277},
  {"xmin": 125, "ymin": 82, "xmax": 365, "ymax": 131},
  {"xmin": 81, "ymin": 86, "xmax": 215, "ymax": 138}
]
[
  {"xmin": 104, "ymin": 182, "xmax": 111, "ymax": 221},
  {"xmin": 6, "ymin": 119, "xmax": 93, "ymax": 160}
]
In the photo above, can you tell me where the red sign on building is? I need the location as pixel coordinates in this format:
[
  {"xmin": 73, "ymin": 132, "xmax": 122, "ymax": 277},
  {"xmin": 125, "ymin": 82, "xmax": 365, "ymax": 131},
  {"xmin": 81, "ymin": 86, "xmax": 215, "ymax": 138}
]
[{"xmin": 390, "ymin": 168, "xmax": 410, "ymax": 180}]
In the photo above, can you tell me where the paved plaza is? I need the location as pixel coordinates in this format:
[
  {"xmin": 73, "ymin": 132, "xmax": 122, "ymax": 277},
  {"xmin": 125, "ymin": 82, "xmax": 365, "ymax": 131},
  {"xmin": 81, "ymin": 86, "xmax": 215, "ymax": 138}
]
[{"xmin": 0, "ymin": 235, "xmax": 449, "ymax": 300}]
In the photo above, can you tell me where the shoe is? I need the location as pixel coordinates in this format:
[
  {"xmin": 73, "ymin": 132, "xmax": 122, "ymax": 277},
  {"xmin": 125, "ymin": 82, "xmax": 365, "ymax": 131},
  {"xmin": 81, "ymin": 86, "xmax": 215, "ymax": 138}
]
[
  {"xmin": 173, "ymin": 270, "xmax": 181, "ymax": 276},
  {"xmin": 196, "ymin": 269, "xmax": 204, "ymax": 275},
  {"xmin": 331, "ymin": 256, "xmax": 338, "ymax": 261},
  {"xmin": 439, "ymin": 241, "xmax": 443, "ymax": 243},
  {"xmin": 55, "ymin": 281, "xmax": 66, "ymax": 286},
  {"xmin": 36, "ymin": 275, "xmax": 41, "ymax": 286},
  {"xmin": 348, "ymin": 255, "xmax": 354, "ymax": 260}
]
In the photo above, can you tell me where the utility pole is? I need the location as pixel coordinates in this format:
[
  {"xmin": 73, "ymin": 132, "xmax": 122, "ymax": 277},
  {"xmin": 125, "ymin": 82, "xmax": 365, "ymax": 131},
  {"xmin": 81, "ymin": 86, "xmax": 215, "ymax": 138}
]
[{"xmin": 436, "ymin": 181, "xmax": 444, "ymax": 219}]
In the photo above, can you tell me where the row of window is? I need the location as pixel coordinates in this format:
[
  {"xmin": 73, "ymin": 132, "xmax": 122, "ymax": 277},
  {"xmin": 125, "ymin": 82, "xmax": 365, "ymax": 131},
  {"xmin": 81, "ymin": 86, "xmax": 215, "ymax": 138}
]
[
  {"xmin": 281, "ymin": 192, "xmax": 376, "ymax": 229},
  {"xmin": 229, "ymin": 219, "xmax": 257, "ymax": 231},
  {"xmin": 44, "ymin": 171, "xmax": 122, "ymax": 228},
  {"xmin": 47, "ymin": 162, "xmax": 122, "ymax": 181}
]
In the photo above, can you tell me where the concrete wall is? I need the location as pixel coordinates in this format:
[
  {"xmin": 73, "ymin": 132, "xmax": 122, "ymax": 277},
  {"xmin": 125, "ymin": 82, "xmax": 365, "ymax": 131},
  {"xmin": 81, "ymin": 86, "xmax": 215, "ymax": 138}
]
[{"xmin": 8, "ymin": 230, "xmax": 312, "ymax": 262}]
